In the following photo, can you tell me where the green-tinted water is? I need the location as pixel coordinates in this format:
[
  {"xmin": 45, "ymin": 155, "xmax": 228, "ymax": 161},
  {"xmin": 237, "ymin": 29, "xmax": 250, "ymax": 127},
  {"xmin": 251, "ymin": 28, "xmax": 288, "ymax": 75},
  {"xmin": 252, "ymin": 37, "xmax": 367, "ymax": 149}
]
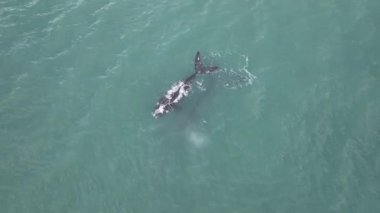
[{"xmin": 1, "ymin": 0, "xmax": 380, "ymax": 212}]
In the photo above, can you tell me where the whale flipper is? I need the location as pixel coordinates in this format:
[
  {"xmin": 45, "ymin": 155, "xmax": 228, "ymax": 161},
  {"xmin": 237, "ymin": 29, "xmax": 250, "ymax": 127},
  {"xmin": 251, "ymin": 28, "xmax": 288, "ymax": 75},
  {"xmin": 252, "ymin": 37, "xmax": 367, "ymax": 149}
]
[{"xmin": 194, "ymin": 51, "xmax": 219, "ymax": 74}]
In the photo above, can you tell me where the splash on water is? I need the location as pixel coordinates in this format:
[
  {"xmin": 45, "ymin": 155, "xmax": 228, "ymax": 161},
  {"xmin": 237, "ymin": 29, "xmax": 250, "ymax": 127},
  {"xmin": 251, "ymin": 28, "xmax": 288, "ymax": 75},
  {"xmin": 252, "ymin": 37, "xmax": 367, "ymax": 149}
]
[
  {"xmin": 210, "ymin": 51, "xmax": 257, "ymax": 90},
  {"xmin": 195, "ymin": 79, "xmax": 206, "ymax": 91}
]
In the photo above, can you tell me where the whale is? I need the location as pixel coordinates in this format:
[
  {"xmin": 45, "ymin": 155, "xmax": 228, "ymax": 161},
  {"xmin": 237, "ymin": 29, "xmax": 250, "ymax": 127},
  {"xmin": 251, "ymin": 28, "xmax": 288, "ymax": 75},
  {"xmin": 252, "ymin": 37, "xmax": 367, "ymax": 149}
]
[{"xmin": 152, "ymin": 51, "xmax": 218, "ymax": 118}]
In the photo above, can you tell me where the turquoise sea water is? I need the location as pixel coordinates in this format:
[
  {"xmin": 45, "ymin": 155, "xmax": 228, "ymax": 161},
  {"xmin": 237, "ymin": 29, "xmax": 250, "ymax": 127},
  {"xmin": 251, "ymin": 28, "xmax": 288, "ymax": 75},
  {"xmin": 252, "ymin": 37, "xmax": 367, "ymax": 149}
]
[{"xmin": 1, "ymin": 0, "xmax": 380, "ymax": 212}]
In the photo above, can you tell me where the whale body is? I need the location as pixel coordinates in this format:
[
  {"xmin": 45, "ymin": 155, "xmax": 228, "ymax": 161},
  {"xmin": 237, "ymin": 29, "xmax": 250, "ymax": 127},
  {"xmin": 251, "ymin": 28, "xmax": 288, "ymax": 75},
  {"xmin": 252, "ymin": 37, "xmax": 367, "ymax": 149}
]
[{"xmin": 152, "ymin": 51, "xmax": 218, "ymax": 118}]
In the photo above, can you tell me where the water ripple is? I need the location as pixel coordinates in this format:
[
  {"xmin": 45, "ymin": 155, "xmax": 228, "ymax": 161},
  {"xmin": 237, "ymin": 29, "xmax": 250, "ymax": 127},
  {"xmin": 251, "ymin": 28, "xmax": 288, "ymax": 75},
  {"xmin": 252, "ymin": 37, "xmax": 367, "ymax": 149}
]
[
  {"xmin": 25, "ymin": 0, "xmax": 39, "ymax": 8},
  {"xmin": 92, "ymin": 1, "xmax": 116, "ymax": 16},
  {"xmin": 211, "ymin": 51, "xmax": 257, "ymax": 89}
]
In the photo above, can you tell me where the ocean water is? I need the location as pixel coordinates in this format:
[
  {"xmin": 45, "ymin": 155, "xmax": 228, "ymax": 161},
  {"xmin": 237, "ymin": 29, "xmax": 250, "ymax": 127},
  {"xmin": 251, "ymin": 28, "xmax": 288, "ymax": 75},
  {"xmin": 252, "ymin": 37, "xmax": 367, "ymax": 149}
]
[{"xmin": 1, "ymin": 0, "xmax": 380, "ymax": 212}]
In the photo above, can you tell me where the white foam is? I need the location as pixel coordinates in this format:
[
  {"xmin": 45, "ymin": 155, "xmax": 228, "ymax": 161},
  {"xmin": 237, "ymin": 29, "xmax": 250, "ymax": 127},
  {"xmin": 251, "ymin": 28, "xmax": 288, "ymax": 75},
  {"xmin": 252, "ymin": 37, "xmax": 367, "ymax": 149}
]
[
  {"xmin": 208, "ymin": 51, "xmax": 257, "ymax": 90},
  {"xmin": 222, "ymin": 53, "xmax": 257, "ymax": 89},
  {"xmin": 196, "ymin": 80, "xmax": 206, "ymax": 91},
  {"xmin": 25, "ymin": 0, "xmax": 40, "ymax": 8},
  {"xmin": 93, "ymin": 1, "xmax": 116, "ymax": 16}
]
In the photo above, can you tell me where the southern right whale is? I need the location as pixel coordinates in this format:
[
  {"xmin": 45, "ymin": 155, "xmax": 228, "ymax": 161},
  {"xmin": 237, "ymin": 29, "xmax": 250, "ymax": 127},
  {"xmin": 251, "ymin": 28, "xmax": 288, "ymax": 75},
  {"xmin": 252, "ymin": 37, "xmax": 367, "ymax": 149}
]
[{"xmin": 152, "ymin": 51, "xmax": 218, "ymax": 118}]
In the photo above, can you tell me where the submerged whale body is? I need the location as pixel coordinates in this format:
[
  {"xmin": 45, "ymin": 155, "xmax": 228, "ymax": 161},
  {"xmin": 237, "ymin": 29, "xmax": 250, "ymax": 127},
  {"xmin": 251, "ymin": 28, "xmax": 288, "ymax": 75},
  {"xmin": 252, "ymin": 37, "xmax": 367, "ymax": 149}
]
[{"xmin": 152, "ymin": 51, "xmax": 218, "ymax": 118}]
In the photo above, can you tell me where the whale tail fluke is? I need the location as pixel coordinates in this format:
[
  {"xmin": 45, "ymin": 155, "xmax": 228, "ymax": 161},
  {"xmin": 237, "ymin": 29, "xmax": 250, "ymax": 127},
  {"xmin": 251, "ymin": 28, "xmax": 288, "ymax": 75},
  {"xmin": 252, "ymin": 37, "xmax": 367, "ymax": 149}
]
[
  {"xmin": 194, "ymin": 51, "xmax": 219, "ymax": 74},
  {"xmin": 204, "ymin": 66, "xmax": 219, "ymax": 72}
]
